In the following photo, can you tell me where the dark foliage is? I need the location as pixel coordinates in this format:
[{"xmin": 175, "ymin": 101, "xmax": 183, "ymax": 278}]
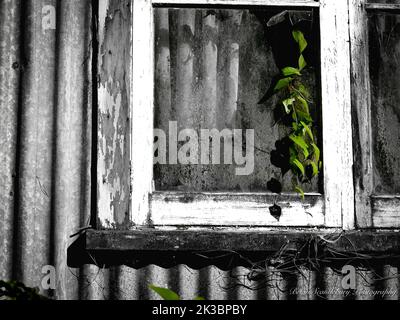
[{"xmin": 0, "ymin": 280, "xmax": 48, "ymax": 300}]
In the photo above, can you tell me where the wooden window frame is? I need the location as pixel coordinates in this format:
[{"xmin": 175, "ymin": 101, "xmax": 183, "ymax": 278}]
[
  {"xmin": 350, "ymin": 0, "xmax": 400, "ymax": 228},
  {"xmin": 97, "ymin": 0, "xmax": 355, "ymax": 231}
]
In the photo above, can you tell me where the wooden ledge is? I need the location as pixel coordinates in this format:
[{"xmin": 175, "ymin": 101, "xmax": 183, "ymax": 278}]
[
  {"xmin": 86, "ymin": 229, "xmax": 400, "ymax": 253},
  {"xmin": 365, "ymin": 3, "xmax": 400, "ymax": 12}
]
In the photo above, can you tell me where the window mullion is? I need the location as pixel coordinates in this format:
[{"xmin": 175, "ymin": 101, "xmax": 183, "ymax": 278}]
[
  {"xmin": 349, "ymin": 0, "xmax": 374, "ymax": 228},
  {"xmin": 131, "ymin": 0, "xmax": 155, "ymax": 225},
  {"xmin": 320, "ymin": 0, "xmax": 354, "ymax": 229}
]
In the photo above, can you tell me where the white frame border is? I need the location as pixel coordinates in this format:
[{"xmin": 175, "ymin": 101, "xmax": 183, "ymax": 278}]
[{"xmin": 129, "ymin": 0, "xmax": 354, "ymax": 229}]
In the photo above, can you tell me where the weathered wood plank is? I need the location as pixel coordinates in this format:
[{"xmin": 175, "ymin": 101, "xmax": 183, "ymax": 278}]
[
  {"xmin": 150, "ymin": 192, "xmax": 325, "ymax": 226},
  {"xmin": 152, "ymin": 0, "xmax": 320, "ymax": 7},
  {"xmin": 349, "ymin": 0, "xmax": 373, "ymax": 228},
  {"xmin": 365, "ymin": 3, "xmax": 400, "ymax": 12},
  {"xmin": 131, "ymin": 0, "xmax": 154, "ymax": 225},
  {"xmin": 97, "ymin": 0, "xmax": 132, "ymax": 228},
  {"xmin": 86, "ymin": 229, "xmax": 400, "ymax": 253},
  {"xmin": 319, "ymin": 0, "xmax": 354, "ymax": 229},
  {"xmin": 372, "ymin": 196, "xmax": 400, "ymax": 228},
  {"xmin": 350, "ymin": 1, "xmax": 400, "ymax": 229}
]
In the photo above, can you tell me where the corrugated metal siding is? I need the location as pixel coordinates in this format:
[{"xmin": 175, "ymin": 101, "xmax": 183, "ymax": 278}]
[
  {"xmin": 1, "ymin": 0, "xmax": 400, "ymax": 300},
  {"xmin": 0, "ymin": 0, "xmax": 93, "ymax": 299}
]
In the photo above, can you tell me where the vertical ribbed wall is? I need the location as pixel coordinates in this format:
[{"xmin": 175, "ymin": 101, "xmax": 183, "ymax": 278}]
[
  {"xmin": 0, "ymin": 0, "xmax": 400, "ymax": 300},
  {"xmin": 0, "ymin": 0, "xmax": 93, "ymax": 299}
]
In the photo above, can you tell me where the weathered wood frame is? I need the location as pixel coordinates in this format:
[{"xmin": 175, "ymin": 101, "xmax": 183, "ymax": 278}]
[
  {"xmin": 86, "ymin": 229, "xmax": 400, "ymax": 253},
  {"xmin": 126, "ymin": 0, "xmax": 355, "ymax": 229},
  {"xmin": 350, "ymin": 0, "xmax": 400, "ymax": 228}
]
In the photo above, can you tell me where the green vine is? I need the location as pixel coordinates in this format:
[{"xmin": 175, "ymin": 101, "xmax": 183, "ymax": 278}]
[{"xmin": 268, "ymin": 30, "xmax": 321, "ymax": 199}]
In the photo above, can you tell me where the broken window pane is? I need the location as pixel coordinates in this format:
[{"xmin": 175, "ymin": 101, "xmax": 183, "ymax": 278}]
[
  {"xmin": 153, "ymin": 7, "xmax": 321, "ymax": 193},
  {"xmin": 369, "ymin": 12, "xmax": 400, "ymax": 194}
]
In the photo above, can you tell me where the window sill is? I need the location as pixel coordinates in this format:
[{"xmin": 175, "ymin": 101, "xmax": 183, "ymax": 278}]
[
  {"xmin": 86, "ymin": 229, "xmax": 400, "ymax": 253},
  {"xmin": 67, "ymin": 229, "xmax": 400, "ymax": 269}
]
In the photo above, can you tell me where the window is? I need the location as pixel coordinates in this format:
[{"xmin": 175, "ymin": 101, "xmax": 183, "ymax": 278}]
[
  {"xmin": 116, "ymin": 0, "xmax": 355, "ymax": 230},
  {"xmin": 350, "ymin": 0, "xmax": 400, "ymax": 228}
]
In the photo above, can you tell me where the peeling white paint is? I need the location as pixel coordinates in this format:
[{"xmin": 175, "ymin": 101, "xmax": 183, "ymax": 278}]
[{"xmin": 98, "ymin": 81, "xmax": 127, "ymax": 227}]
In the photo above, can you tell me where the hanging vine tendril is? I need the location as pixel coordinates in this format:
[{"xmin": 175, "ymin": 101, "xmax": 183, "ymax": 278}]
[{"xmin": 267, "ymin": 30, "xmax": 321, "ymax": 200}]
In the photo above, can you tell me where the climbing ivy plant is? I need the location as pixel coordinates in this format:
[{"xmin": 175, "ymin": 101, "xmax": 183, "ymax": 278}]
[{"xmin": 268, "ymin": 30, "xmax": 321, "ymax": 199}]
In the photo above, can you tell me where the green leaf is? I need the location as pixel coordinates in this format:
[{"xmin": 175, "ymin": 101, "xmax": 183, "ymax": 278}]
[
  {"xmin": 311, "ymin": 143, "xmax": 320, "ymax": 163},
  {"xmin": 292, "ymin": 30, "xmax": 308, "ymax": 53},
  {"xmin": 295, "ymin": 186, "xmax": 305, "ymax": 200},
  {"xmin": 296, "ymin": 95, "xmax": 310, "ymax": 115},
  {"xmin": 282, "ymin": 97, "xmax": 295, "ymax": 114},
  {"xmin": 291, "ymin": 158, "xmax": 305, "ymax": 176},
  {"xmin": 274, "ymin": 77, "xmax": 293, "ymax": 91},
  {"xmin": 194, "ymin": 296, "xmax": 206, "ymax": 301},
  {"xmin": 298, "ymin": 54, "xmax": 307, "ymax": 71},
  {"xmin": 296, "ymin": 110, "xmax": 313, "ymax": 123},
  {"xmin": 310, "ymin": 161, "xmax": 319, "ymax": 177},
  {"xmin": 282, "ymin": 67, "xmax": 301, "ymax": 76},
  {"xmin": 297, "ymin": 83, "xmax": 310, "ymax": 100},
  {"xmin": 290, "ymin": 135, "xmax": 309, "ymax": 159},
  {"xmin": 149, "ymin": 285, "xmax": 180, "ymax": 300},
  {"xmin": 300, "ymin": 121, "xmax": 314, "ymax": 142},
  {"xmin": 289, "ymin": 145, "xmax": 297, "ymax": 158}
]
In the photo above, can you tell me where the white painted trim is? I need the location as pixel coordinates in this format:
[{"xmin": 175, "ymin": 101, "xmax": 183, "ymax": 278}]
[
  {"xmin": 131, "ymin": 0, "xmax": 154, "ymax": 225},
  {"xmin": 150, "ymin": 192, "xmax": 325, "ymax": 226},
  {"xmin": 372, "ymin": 196, "xmax": 400, "ymax": 228},
  {"xmin": 152, "ymin": 0, "xmax": 320, "ymax": 7},
  {"xmin": 319, "ymin": 0, "xmax": 354, "ymax": 229},
  {"xmin": 127, "ymin": 0, "xmax": 353, "ymax": 229}
]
